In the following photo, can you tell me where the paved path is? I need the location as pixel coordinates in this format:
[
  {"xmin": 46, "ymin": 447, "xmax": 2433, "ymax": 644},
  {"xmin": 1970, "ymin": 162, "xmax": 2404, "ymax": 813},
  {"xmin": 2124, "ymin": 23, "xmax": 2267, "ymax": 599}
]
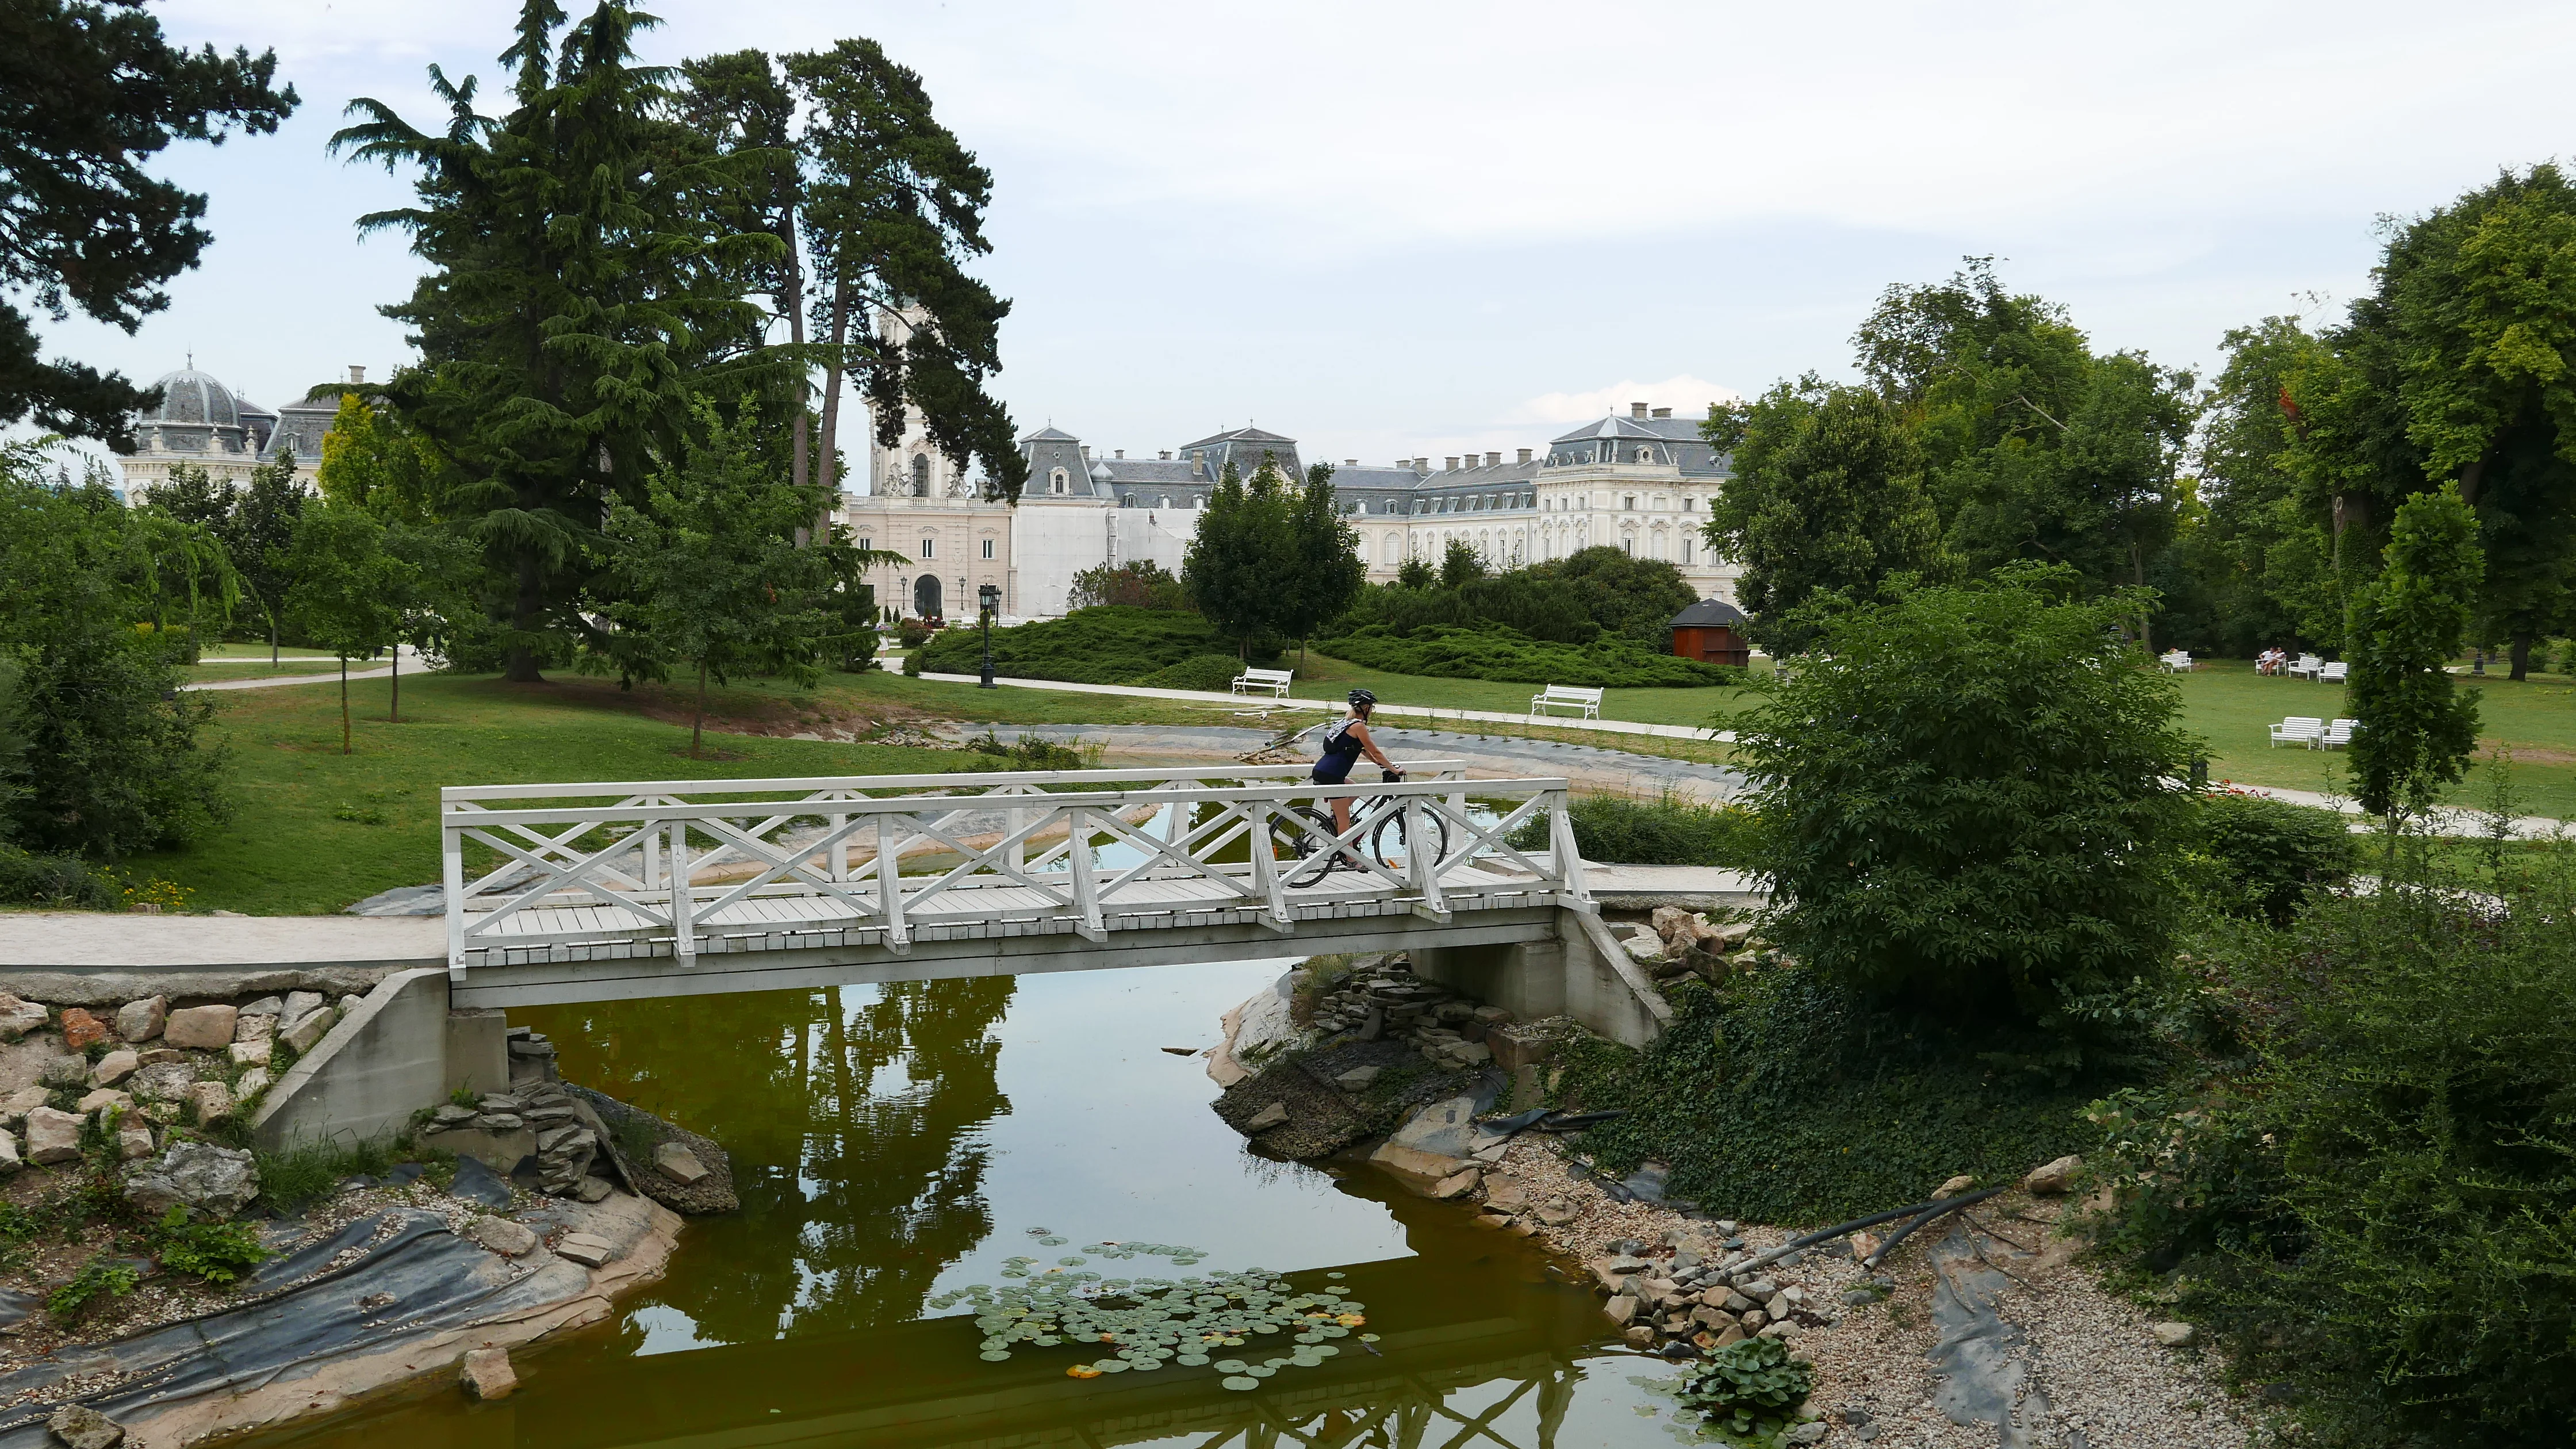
[
  {"xmin": 181, "ymin": 646, "xmax": 424, "ymax": 693},
  {"xmin": 0, "ymin": 912, "xmax": 443, "ymax": 970},
  {"xmin": 2225, "ymin": 781, "xmax": 2568, "ymax": 837},
  {"xmin": 918, "ymin": 672, "xmax": 1732, "ymax": 742}
]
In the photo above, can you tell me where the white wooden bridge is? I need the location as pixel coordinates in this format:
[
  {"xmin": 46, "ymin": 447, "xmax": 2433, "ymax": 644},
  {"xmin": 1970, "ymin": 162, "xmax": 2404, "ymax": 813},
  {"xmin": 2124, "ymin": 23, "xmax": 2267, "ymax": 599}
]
[{"xmin": 439, "ymin": 760, "xmax": 1598, "ymax": 1009}]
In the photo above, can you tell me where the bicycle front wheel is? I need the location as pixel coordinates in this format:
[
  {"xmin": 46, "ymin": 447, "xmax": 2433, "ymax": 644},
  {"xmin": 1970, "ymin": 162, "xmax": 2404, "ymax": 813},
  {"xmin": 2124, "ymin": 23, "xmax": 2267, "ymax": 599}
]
[{"xmin": 1367, "ymin": 800, "xmax": 1450, "ymax": 875}]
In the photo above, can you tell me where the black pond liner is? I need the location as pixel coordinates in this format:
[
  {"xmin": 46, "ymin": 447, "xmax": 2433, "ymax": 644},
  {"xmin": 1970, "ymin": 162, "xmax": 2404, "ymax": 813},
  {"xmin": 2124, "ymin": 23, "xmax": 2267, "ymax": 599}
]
[{"xmin": 0, "ymin": 1208, "xmax": 584, "ymax": 1447}]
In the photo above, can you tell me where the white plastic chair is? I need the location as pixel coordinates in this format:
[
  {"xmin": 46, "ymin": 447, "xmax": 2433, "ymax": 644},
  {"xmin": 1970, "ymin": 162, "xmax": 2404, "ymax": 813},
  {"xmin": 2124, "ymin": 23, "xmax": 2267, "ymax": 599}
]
[
  {"xmin": 2317, "ymin": 718, "xmax": 2358, "ymax": 750},
  {"xmin": 2287, "ymin": 654, "xmax": 2324, "ymax": 679},
  {"xmin": 2317, "ymin": 661, "xmax": 2349, "ymax": 684}
]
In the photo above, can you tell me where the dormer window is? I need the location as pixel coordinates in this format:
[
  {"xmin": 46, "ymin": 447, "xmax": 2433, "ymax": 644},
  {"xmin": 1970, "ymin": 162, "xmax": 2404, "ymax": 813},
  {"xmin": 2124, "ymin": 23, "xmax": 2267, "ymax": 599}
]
[{"xmin": 1049, "ymin": 467, "xmax": 1068, "ymax": 495}]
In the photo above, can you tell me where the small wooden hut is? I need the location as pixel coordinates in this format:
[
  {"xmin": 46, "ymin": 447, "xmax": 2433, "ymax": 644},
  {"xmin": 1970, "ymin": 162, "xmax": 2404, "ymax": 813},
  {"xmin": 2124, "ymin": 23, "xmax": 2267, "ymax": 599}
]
[{"xmin": 1669, "ymin": 597, "xmax": 1751, "ymax": 668}]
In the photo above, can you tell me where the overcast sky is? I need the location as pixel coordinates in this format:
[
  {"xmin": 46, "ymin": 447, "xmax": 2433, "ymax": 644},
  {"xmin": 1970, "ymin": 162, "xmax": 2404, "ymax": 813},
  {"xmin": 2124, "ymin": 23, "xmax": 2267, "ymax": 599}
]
[{"xmin": 37, "ymin": 0, "xmax": 2576, "ymax": 479}]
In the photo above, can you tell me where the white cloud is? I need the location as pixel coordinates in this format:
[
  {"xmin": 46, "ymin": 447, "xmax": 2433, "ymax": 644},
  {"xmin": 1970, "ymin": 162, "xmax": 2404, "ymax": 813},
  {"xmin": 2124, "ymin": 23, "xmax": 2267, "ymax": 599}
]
[{"xmin": 1513, "ymin": 377, "xmax": 1743, "ymax": 425}]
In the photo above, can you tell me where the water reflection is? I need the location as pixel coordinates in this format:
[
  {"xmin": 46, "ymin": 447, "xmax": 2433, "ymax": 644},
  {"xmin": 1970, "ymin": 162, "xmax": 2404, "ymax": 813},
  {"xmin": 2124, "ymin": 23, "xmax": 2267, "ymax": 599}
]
[{"xmin": 527, "ymin": 977, "xmax": 1015, "ymax": 1339}]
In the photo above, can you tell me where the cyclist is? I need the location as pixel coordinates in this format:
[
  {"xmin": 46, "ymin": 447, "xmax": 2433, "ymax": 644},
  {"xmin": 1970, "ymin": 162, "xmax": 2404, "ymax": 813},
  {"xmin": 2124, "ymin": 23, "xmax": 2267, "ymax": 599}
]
[{"xmin": 1313, "ymin": 688, "xmax": 1402, "ymax": 846}]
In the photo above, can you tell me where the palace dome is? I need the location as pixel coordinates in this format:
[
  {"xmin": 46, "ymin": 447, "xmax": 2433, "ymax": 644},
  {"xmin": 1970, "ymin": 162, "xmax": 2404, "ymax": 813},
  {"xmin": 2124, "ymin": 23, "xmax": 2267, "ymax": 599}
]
[{"xmin": 141, "ymin": 367, "xmax": 243, "ymax": 429}]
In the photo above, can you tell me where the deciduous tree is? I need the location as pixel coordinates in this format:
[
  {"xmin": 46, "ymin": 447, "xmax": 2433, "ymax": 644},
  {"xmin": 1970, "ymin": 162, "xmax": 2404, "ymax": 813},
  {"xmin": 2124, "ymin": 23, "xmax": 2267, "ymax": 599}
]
[
  {"xmin": 2345, "ymin": 484, "xmax": 2483, "ymax": 819},
  {"xmin": 283, "ymin": 501, "xmax": 412, "ymax": 754}
]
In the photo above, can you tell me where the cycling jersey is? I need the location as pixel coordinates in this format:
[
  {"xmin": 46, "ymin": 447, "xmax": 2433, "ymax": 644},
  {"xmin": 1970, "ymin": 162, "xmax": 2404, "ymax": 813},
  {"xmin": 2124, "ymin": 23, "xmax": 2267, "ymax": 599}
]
[{"xmin": 1312, "ymin": 716, "xmax": 1367, "ymax": 784}]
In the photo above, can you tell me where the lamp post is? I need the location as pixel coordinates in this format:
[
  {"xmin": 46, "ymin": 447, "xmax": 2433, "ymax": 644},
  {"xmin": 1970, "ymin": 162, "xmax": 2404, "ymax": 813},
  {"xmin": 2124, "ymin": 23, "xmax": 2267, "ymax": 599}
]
[{"xmin": 978, "ymin": 582, "xmax": 1000, "ymax": 688}]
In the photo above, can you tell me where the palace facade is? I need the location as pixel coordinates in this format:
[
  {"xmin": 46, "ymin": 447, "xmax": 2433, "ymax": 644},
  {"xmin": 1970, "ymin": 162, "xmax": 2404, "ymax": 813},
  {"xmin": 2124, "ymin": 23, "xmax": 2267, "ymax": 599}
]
[{"xmin": 113, "ymin": 365, "xmax": 362, "ymax": 497}]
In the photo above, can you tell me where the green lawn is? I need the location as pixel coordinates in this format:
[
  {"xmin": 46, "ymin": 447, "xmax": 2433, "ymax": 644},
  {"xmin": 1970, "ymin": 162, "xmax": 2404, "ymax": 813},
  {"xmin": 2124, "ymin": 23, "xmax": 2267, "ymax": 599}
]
[
  {"xmin": 129, "ymin": 672, "xmax": 972, "ymax": 915},
  {"xmin": 2179, "ymin": 659, "xmax": 2576, "ymax": 816}
]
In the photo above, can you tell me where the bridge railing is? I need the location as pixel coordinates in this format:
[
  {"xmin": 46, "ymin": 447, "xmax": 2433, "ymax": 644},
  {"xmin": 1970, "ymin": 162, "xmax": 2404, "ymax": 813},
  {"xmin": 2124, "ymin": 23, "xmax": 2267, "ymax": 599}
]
[{"xmin": 439, "ymin": 761, "xmax": 1591, "ymax": 975}]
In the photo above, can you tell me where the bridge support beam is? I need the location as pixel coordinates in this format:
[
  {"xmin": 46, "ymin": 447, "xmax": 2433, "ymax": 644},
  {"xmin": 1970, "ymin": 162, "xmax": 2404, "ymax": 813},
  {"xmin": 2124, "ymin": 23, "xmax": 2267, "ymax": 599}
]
[
  {"xmin": 1412, "ymin": 908, "xmax": 1670, "ymax": 1048},
  {"xmin": 250, "ymin": 968, "xmax": 511, "ymax": 1152}
]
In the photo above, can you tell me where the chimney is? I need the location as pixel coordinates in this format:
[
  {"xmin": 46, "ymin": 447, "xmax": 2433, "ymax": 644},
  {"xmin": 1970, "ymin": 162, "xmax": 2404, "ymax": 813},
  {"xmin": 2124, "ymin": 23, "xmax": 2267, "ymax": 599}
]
[
  {"xmin": 1159, "ymin": 450, "xmax": 1172, "ymax": 460},
  {"xmin": 1345, "ymin": 458, "xmax": 1358, "ymax": 467},
  {"xmin": 347, "ymin": 365, "xmax": 366, "ymax": 385},
  {"xmin": 1114, "ymin": 449, "xmax": 1125, "ymax": 459},
  {"xmin": 1444, "ymin": 456, "xmax": 1461, "ymax": 471},
  {"xmin": 1517, "ymin": 448, "xmax": 1533, "ymax": 465},
  {"xmin": 1631, "ymin": 401, "xmax": 1648, "ymax": 419},
  {"xmin": 1079, "ymin": 445, "xmax": 1090, "ymax": 460},
  {"xmin": 1486, "ymin": 451, "xmax": 1501, "ymax": 467},
  {"xmin": 1651, "ymin": 407, "xmax": 1672, "ymax": 419}
]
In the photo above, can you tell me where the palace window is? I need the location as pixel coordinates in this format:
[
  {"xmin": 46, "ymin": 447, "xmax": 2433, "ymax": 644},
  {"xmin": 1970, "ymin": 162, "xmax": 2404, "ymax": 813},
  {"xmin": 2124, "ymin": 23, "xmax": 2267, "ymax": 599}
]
[
  {"xmin": 910, "ymin": 454, "xmax": 931, "ymax": 496},
  {"xmin": 981, "ymin": 538, "xmax": 995, "ymax": 559},
  {"xmin": 856, "ymin": 536, "xmax": 871, "ymax": 552},
  {"xmin": 1049, "ymin": 467, "xmax": 1068, "ymax": 494},
  {"xmin": 1623, "ymin": 494, "xmax": 1637, "ymax": 511},
  {"xmin": 919, "ymin": 538, "xmax": 936, "ymax": 559},
  {"xmin": 1680, "ymin": 536, "xmax": 1695, "ymax": 564}
]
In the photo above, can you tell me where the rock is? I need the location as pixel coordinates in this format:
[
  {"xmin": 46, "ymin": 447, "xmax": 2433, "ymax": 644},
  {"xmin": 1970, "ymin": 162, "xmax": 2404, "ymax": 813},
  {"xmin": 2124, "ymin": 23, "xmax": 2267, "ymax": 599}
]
[
  {"xmin": 431, "ymin": 1104, "xmax": 478, "ymax": 1126},
  {"xmin": 1933, "ymin": 1174, "xmax": 1977, "ymax": 1199},
  {"xmin": 117, "ymin": 1121, "xmax": 154, "ymax": 1161},
  {"xmin": 1244, "ymin": 1102, "xmax": 1289, "ymax": 1132},
  {"xmin": 534, "ymin": 1124, "xmax": 598, "ymax": 1196},
  {"xmin": 25, "ymin": 1107, "xmax": 83, "ymax": 1164},
  {"xmin": 1333, "ymin": 1065, "xmax": 1382, "ymax": 1092},
  {"xmin": 467, "ymin": 1216, "xmax": 539, "ymax": 1257},
  {"xmin": 130, "ymin": 1061, "xmax": 194, "ymax": 1102},
  {"xmin": 1691, "ymin": 1305, "xmax": 1733, "ymax": 1330},
  {"xmin": 58, "ymin": 1009, "xmax": 109, "ymax": 1051},
  {"xmin": 0, "ymin": 1133, "xmax": 17, "ymax": 1175},
  {"xmin": 135, "ymin": 1049, "xmax": 183, "ymax": 1067},
  {"xmin": 123, "ymin": 1141, "xmax": 259, "ymax": 1220},
  {"xmin": 0, "ymin": 993, "xmax": 47, "ymax": 1040},
  {"xmin": 113, "ymin": 998, "xmax": 167, "ymax": 1044},
  {"xmin": 2150, "ymin": 1321, "xmax": 2198, "ymax": 1348},
  {"xmin": 1, "ymin": 1086, "xmax": 49, "ymax": 1122},
  {"xmin": 2023, "ymin": 1155, "xmax": 2083, "ymax": 1195},
  {"xmin": 1438, "ymin": 1040, "xmax": 1492, "ymax": 1067},
  {"xmin": 162, "ymin": 1005, "xmax": 237, "ymax": 1051},
  {"xmin": 38, "ymin": 1055, "xmax": 87, "ymax": 1089},
  {"xmin": 1849, "ymin": 1230, "xmax": 1882, "ymax": 1261},
  {"xmin": 1488, "ymin": 1023, "xmax": 1556, "ymax": 1072},
  {"xmin": 46, "ymin": 1404, "xmax": 123, "ymax": 1449},
  {"xmin": 185, "ymin": 1080, "xmax": 235, "ymax": 1125},
  {"xmin": 1603, "ymin": 1294, "xmax": 1640, "ymax": 1325},
  {"xmin": 572, "ymin": 1175, "xmax": 614, "ymax": 1203},
  {"xmin": 1841, "ymin": 1287, "xmax": 1879, "ymax": 1306},
  {"xmin": 232, "ymin": 1013, "xmax": 274, "ymax": 1045},
  {"xmin": 651, "ymin": 1142, "xmax": 710, "ymax": 1185},
  {"xmin": 1710, "ymin": 1322, "xmax": 1746, "ymax": 1348},
  {"xmin": 282, "ymin": 991, "xmax": 325, "ymax": 1023},
  {"xmin": 1785, "ymin": 1423, "xmax": 1828, "ymax": 1445},
  {"xmin": 233, "ymin": 1068, "xmax": 272, "ymax": 1101},
  {"xmin": 554, "ymin": 1232, "xmax": 616, "ymax": 1268},
  {"xmin": 1617, "ymin": 930, "xmax": 1665, "ymax": 965},
  {"xmin": 237, "ymin": 996, "xmax": 283, "ymax": 1019},
  {"xmin": 89, "ymin": 1051, "xmax": 139, "ymax": 1088},
  {"xmin": 1482, "ymin": 1175, "xmax": 1529, "ymax": 1212},
  {"xmin": 1758, "ymin": 1319, "xmax": 1799, "ymax": 1339},
  {"xmin": 279, "ymin": 1009, "xmax": 332, "ymax": 1056},
  {"xmin": 1622, "ymin": 1324, "xmax": 1657, "ymax": 1348},
  {"xmin": 74, "ymin": 1088, "xmax": 130, "ymax": 1116},
  {"xmin": 1535, "ymin": 1200, "xmax": 1580, "ymax": 1227},
  {"xmin": 1590, "ymin": 1255, "xmax": 1648, "ymax": 1292},
  {"xmin": 1431, "ymin": 1168, "xmax": 1482, "ymax": 1200},
  {"xmin": 227, "ymin": 1041, "xmax": 273, "ymax": 1067},
  {"xmin": 460, "ymin": 1347, "xmax": 516, "ymax": 1401}
]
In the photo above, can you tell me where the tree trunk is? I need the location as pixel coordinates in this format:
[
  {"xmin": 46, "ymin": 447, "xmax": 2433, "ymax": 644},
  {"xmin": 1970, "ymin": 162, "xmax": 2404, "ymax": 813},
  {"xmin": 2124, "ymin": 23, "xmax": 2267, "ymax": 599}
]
[
  {"xmin": 339, "ymin": 657, "xmax": 351, "ymax": 755},
  {"xmin": 390, "ymin": 642, "xmax": 401, "ymax": 722},
  {"xmin": 817, "ymin": 275, "xmax": 853, "ymax": 496},
  {"xmin": 784, "ymin": 212, "xmax": 809, "ymax": 493},
  {"xmin": 2511, "ymin": 634, "xmax": 2532, "ymax": 682},
  {"xmin": 268, "ymin": 618, "xmax": 278, "ymax": 667},
  {"xmin": 504, "ymin": 555, "xmax": 546, "ymax": 682},
  {"xmin": 692, "ymin": 659, "xmax": 708, "ymax": 759}
]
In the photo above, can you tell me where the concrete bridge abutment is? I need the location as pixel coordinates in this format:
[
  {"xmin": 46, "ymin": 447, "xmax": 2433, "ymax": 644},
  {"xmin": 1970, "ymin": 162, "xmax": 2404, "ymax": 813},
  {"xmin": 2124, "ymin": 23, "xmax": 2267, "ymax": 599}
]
[{"xmin": 1411, "ymin": 907, "xmax": 1671, "ymax": 1048}]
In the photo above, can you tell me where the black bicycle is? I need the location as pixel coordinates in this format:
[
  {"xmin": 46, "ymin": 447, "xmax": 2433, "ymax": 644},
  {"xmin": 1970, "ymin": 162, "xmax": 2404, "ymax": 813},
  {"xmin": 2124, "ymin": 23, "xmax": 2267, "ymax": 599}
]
[{"xmin": 1276, "ymin": 773, "xmax": 1450, "ymax": 888}]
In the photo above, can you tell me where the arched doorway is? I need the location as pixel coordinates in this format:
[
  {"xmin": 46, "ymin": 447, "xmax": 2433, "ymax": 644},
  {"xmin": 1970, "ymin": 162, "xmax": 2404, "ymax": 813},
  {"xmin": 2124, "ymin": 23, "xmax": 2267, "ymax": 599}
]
[{"xmin": 914, "ymin": 574, "xmax": 942, "ymax": 619}]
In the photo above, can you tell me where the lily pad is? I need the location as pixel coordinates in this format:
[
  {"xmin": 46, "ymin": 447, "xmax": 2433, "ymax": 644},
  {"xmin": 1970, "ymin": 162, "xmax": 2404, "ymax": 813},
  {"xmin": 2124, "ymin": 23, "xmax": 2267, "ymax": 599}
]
[
  {"xmin": 979, "ymin": 1351, "xmax": 1011, "ymax": 1362},
  {"xmin": 1221, "ymin": 1376, "xmax": 1260, "ymax": 1392},
  {"xmin": 1176, "ymin": 1354, "xmax": 1210, "ymax": 1366},
  {"xmin": 1214, "ymin": 1359, "xmax": 1248, "ymax": 1373}
]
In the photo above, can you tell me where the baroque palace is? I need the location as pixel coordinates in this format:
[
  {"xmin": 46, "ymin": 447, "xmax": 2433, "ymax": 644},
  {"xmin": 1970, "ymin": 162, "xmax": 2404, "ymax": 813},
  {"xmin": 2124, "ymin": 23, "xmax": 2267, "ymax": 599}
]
[
  {"xmin": 110, "ymin": 358, "xmax": 1743, "ymax": 625},
  {"xmin": 841, "ymin": 401, "xmax": 1743, "ymax": 622}
]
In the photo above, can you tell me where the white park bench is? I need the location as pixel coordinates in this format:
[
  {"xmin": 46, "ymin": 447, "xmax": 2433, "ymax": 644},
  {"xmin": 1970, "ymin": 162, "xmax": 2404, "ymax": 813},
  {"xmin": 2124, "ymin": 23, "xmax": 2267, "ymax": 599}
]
[
  {"xmin": 2270, "ymin": 716, "xmax": 2324, "ymax": 748},
  {"xmin": 2318, "ymin": 718, "xmax": 2359, "ymax": 750},
  {"xmin": 1529, "ymin": 684, "xmax": 1604, "ymax": 720},
  {"xmin": 2286, "ymin": 653, "xmax": 2324, "ymax": 679},
  {"xmin": 1230, "ymin": 666, "xmax": 1294, "ymax": 697},
  {"xmin": 2158, "ymin": 650, "xmax": 2194, "ymax": 673},
  {"xmin": 2317, "ymin": 661, "xmax": 2349, "ymax": 684}
]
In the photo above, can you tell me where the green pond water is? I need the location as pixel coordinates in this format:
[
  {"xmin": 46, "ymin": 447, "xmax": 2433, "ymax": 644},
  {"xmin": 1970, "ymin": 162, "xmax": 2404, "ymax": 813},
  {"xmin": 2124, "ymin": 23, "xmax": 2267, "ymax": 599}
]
[{"xmin": 241, "ymin": 964, "xmax": 1684, "ymax": 1446}]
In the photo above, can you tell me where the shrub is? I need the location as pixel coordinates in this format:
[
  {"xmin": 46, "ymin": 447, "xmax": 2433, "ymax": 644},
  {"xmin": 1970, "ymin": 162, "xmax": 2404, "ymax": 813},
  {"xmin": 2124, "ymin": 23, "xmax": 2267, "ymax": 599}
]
[
  {"xmin": 1067, "ymin": 559, "xmax": 1187, "ymax": 611},
  {"xmin": 1318, "ymin": 622, "xmax": 1732, "ymax": 688},
  {"xmin": 1136, "ymin": 655, "xmax": 1248, "ymax": 692},
  {"xmin": 1672, "ymin": 1337, "xmax": 1816, "ymax": 1442},
  {"xmin": 914, "ymin": 607, "xmax": 1279, "ymax": 685},
  {"xmin": 1505, "ymin": 791, "xmax": 1757, "ymax": 868},
  {"xmin": 1734, "ymin": 567, "xmax": 2195, "ymax": 1022},
  {"xmin": 2084, "ymin": 844, "xmax": 2576, "ymax": 1448},
  {"xmin": 152, "ymin": 1206, "xmax": 270, "ymax": 1284},
  {"xmin": 2191, "ymin": 791, "xmax": 2356, "ymax": 924},
  {"xmin": 1554, "ymin": 968, "xmax": 2104, "ymax": 1224},
  {"xmin": 894, "ymin": 618, "xmax": 934, "ymax": 650},
  {"xmin": 48, "ymin": 1255, "xmax": 141, "ymax": 1321},
  {"xmin": 0, "ymin": 845, "xmax": 118, "ymax": 908}
]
